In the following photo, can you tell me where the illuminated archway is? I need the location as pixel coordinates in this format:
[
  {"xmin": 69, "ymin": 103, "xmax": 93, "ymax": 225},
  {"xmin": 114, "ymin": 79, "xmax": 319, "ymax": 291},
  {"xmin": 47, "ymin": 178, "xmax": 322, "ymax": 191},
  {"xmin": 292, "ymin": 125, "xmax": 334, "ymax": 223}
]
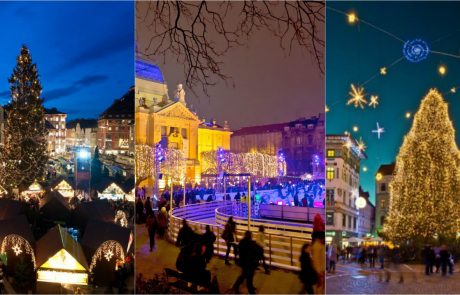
[
  {"xmin": 0, "ymin": 234, "xmax": 36, "ymax": 269},
  {"xmin": 89, "ymin": 240, "xmax": 125, "ymax": 272}
]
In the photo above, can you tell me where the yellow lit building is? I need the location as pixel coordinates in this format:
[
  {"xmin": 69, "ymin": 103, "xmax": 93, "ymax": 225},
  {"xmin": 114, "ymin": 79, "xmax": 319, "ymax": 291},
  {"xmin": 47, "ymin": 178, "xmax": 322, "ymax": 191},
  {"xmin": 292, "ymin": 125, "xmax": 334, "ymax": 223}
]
[{"xmin": 135, "ymin": 59, "xmax": 231, "ymax": 187}]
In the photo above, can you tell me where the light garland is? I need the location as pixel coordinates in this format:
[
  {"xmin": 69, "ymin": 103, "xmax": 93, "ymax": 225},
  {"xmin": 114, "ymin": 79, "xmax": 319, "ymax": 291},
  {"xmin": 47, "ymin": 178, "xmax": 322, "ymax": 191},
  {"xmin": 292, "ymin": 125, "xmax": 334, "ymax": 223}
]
[
  {"xmin": 0, "ymin": 234, "xmax": 36, "ymax": 269},
  {"xmin": 89, "ymin": 240, "xmax": 125, "ymax": 272}
]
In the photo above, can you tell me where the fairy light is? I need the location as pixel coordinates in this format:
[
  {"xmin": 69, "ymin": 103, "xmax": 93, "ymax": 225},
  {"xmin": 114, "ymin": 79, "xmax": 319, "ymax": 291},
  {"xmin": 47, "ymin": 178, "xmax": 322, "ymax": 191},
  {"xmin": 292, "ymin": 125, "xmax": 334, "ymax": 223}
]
[
  {"xmin": 347, "ymin": 12, "xmax": 357, "ymax": 24},
  {"xmin": 0, "ymin": 234, "xmax": 36, "ymax": 269},
  {"xmin": 89, "ymin": 240, "xmax": 125, "ymax": 272},
  {"xmin": 347, "ymin": 84, "xmax": 367, "ymax": 108},
  {"xmin": 438, "ymin": 65, "xmax": 447, "ymax": 76}
]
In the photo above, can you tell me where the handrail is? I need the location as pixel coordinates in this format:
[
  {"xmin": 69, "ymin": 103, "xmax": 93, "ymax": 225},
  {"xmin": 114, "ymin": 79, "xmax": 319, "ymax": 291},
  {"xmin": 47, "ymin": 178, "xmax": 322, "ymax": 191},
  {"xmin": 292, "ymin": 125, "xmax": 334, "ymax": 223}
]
[{"xmin": 168, "ymin": 201, "xmax": 310, "ymax": 270}]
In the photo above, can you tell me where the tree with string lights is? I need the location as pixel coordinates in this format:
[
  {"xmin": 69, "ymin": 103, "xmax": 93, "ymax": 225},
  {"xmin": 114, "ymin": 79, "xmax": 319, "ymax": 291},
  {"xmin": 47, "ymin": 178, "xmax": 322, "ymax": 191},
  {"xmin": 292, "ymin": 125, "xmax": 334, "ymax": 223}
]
[
  {"xmin": 0, "ymin": 45, "xmax": 48, "ymax": 192},
  {"xmin": 383, "ymin": 89, "xmax": 460, "ymax": 246}
]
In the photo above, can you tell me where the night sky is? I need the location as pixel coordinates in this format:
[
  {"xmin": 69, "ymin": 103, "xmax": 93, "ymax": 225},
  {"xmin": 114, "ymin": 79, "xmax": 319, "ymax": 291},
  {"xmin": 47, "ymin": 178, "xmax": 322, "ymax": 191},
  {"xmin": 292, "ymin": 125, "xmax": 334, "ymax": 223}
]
[
  {"xmin": 0, "ymin": 2, "xmax": 133, "ymax": 120},
  {"xmin": 136, "ymin": 3, "xmax": 324, "ymax": 130},
  {"xmin": 327, "ymin": 1, "xmax": 460, "ymax": 203}
]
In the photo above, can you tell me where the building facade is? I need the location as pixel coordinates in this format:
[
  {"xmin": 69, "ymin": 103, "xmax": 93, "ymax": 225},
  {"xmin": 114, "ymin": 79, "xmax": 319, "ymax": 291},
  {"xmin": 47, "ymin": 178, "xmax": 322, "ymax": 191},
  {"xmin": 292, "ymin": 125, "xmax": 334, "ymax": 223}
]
[
  {"xmin": 375, "ymin": 163, "xmax": 395, "ymax": 233},
  {"xmin": 230, "ymin": 114, "xmax": 325, "ymax": 177},
  {"xmin": 45, "ymin": 108, "xmax": 67, "ymax": 155},
  {"xmin": 66, "ymin": 119, "xmax": 98, "ymax": 149},
  {"xmin": 358, "ymin": 187, "xmax": 376, "ymax": 237},
  {"xmin": 135, "ymin": 59, "xmax": 232, "ymax": 187},
  {"xmin": 325, "ymin": 135, "xmax": 366, "ymax": 247},
  {"xmin": 97, "ymin": 88, "xmax": 135, "ymax": 156}
]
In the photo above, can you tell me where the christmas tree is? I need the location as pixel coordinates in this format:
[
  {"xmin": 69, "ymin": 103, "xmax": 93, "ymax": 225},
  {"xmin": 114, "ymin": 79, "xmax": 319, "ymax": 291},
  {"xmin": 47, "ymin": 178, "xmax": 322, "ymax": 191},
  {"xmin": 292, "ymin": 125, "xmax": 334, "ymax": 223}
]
[
  {"xmin": 384, "ymin": 89, "xmax": 460, "ymax": 244},
  {"xmin": 0, "ymin": 45, "xmax": 48, "ymax": 192}
]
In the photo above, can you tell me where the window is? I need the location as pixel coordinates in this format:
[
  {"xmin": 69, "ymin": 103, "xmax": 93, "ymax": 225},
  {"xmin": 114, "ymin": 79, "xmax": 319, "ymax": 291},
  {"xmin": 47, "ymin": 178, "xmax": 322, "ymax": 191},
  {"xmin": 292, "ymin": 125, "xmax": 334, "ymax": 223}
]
[
  {"xmin": 380, "ymin": 183, "xmax": 386, "ymax": 192},
  {"xmin": 161, "ymin": 126, "xmax": 167, "ymax": 136},
  {"xmin": 348, "ymin": 216, "xmax": 352, "ymax": 229},
  {"xmin": 326, "ymin": 189, "xmax": 335, "ymax": 206},
  {"xmin": 326, "ymin": 213, "xmax": 334, "ymax": 225},
  {"xmin": 181, "ymin": 128, "xmax": 187, "ymax": 139},
  {"xmin": 296, "ymin": 136, "xmax": 302, "ymax": 145},
  {"xmin": 381, "ymin": 216, "xmax": 386, "ymax": 225},
  {"xmin": 327, "ymin": 149, "xmax": 335, "ymax": 158},
  {"xmin": 326, "ymin": 167, "xmax": 335, "ymax": 180},
  {"xmin": 353, "ymin": 217, "xmax": 357, "ymax": 229},
  {"xmin": 342, "ymin": 214, "xmax": 346, "ymax": 227},
  {"xmin": 380, "ymin": 199, "xmax": 386, "ymax": 209}
]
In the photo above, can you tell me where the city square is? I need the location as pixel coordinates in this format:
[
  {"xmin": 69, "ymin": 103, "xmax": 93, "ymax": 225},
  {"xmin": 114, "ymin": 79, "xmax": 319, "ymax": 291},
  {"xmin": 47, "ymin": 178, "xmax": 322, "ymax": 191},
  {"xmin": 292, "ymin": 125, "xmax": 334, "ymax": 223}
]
[
  {"xmin": 326, "ymin": 2, "xmax": 460, "ymax": 293},
  {"xmin": 135, "ymin": 2, "xmax": 325, "ymax": 294},
  {"xmin": 0, "ymin": 3, "xmax": 135, "ymax": 294}
]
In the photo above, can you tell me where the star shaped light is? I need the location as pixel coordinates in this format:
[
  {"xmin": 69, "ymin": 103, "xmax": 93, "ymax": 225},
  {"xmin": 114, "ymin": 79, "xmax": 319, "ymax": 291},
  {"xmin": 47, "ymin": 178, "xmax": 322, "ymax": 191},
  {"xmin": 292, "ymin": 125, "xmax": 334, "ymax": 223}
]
[
  {"xmin": 369, "ymin": 95, "xmax": 379, "ymax": 108},
  {"xmin": 357, "ymin": 137, "xmax": 367, "ymax": 153},
  {"xmin": 12, "ymin": 244, "xmax": 22, "ymax": 256},
  {"xmin": 372, "ymin": 122, "xmax": 385, "ymax": 139},
  {"xmin": 104, "ymin": 249, "xmax": 114, "ymax": 261},
  {"xmin": 347, "ymin": 84, "xmax": 367, "ymax": 108}
]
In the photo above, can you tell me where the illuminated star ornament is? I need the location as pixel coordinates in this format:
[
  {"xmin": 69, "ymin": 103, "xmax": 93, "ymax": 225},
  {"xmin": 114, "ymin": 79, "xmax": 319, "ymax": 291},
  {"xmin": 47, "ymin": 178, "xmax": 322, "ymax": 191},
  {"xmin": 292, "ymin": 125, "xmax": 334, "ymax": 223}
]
[
  {"xmin": 12, "ymin": 244, "xmax": 22, "ymax": 256},
  {"xmin": 347, "ymin": 84, "xmax": 367, "ymax": 108},
  {"xmin": 369, "ymin": 95, "xmax": 379, "ymax": 108},
  {"xmin": 104, "ymin": 249, "xmax": 114, "ymax": 261},
  {"xmin": 372, "ymin": 122, "xmax": 385, "ymax": 139},
  {"xmin": 357, "ymin": 137, "xmax": 367, "ymax": 153},
  {"xmin": 403, "ymin": 39, "xmax": 429, "ymax": 63}
]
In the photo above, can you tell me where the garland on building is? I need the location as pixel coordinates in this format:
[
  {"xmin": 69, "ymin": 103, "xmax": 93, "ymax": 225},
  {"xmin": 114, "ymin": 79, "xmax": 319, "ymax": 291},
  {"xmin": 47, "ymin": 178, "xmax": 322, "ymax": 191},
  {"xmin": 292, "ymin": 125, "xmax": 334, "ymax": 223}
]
[
  {"xmin": 383, "ymin": 89, "xmax": 460, "ymax": 243},
  {"xmin": 0, "ymin": 234, "xmax": 36, "ymax": 269},
  {"xmin": 0, "ymin": 45, "xmax": 48, "ymax": 192},
  {"xmin": 89, "ymin": 240, "xmax": 125, "ymax": 272}
]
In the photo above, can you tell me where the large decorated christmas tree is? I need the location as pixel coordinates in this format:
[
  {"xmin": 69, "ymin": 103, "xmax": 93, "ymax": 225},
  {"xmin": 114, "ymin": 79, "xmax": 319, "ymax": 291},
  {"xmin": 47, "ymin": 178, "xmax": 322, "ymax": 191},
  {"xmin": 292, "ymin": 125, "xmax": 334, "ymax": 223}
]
[
  {"xmin": 0, "ymin": 45, "xmax": 48, "ymax": 192},
  {"xmin": 384, "ymin": 89, "xmax": 460, "ymax": 244}
]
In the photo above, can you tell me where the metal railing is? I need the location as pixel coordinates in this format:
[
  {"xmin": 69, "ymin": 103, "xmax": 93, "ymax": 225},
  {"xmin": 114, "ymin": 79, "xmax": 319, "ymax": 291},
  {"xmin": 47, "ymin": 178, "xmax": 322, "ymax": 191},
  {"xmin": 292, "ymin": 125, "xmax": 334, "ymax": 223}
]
[{"xmin": 168, "ymin": 201, "xmax": 311, "ymax": 270}]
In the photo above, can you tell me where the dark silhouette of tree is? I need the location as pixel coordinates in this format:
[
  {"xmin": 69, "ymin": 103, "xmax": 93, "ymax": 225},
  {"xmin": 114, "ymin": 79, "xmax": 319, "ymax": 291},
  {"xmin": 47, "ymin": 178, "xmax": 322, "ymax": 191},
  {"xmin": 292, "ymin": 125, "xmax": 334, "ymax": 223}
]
[{"xmin": 137, "ymin": 1, "xmax": 324, "ymax": 94}]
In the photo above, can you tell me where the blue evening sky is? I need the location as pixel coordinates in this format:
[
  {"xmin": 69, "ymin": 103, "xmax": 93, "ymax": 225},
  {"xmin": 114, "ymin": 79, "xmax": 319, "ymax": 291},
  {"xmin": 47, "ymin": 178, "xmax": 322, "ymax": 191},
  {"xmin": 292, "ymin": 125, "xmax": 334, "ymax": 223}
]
[
  {"xmin": 326, "ymin": 1, "xmax": 460, "ymax": 203},
  {"xmin": 0, "ymin": 2, "xmax": 133, "ymax": 120}
]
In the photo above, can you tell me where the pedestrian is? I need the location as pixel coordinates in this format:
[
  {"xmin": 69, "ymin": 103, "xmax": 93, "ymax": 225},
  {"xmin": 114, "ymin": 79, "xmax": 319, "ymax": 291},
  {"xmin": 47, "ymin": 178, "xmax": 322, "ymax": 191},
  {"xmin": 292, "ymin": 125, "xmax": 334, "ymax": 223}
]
[
  {"xmin": 422, "ymin": 245, "xmax": 434, "ymax": 275},
  {"xmin": 440, "ymin": 244, "xmax": 450, "ymax": 276},
  {"xmin": 434, "ymin": 245, "xmax": 441, "ymax": 273},
  {"xmin": 311, "ymin": 231, "xmax": 325, "ymax": 294},
  {"xmin": 328, "ymin": 243, "xmax": 337, "ymax": 273},
  {"xmin": 299, "ymin": 243, "xmax": 317, "ymax": 294},
  {"xmin": 369, "ymin": 246, "xmax": 376, "ymax": 268},
  {"xmin": 202, "ymin": 225, "xmax": 216, "ymax": 263},
  {"xmin": 255, "ymin": 225, "xmax": 270, "ymax": 274},
  {"xmin": 146, "ymin": 212, "xmax": 157, "ymax": 251},
  {"xmin": 377, "ymin": 245, "xmax": 385, "ymax": 269},
  {"xmin": 176, "ymin": 219, "xmax": 197, "ymax": 248},
  {"xmin": 144, "ymin": 196, "xmax": 153, "ymax": 217},
  {"xmin": 156, "ymin": 207, "xmax": 168, "ymax": 238},
  {"xmin": 232, "ymin": 231, "xmax": 261, "ymax": 294},
  {"xmin": 222, "ymin": 217, "xmax": 238, "ymax": 265},
  {"xmin": 136, "ymin": 197, "xmax": 144, "ymax": 224}
]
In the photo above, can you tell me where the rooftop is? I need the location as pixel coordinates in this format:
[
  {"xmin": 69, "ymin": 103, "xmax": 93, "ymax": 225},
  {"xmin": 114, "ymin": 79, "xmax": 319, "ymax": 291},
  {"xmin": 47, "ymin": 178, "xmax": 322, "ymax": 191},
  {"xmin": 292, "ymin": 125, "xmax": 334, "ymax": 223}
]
[
  {"xmin": 67, "ymin": 118, "xmax": 98, "ymax": 129},
  {"xmin": 45, "ymin": 107, "xmax": 65, "ymax": 115},
  {"xmin": 136, "ymin": 59, "xmax": 165, "ymax": 84},
  {"xmin": 99, "ymin": 87, "xmax": 134, "ymax": 120},
  {"xmin": 377, "ymin": 163, "xmax": 396, "ymax": 176}
]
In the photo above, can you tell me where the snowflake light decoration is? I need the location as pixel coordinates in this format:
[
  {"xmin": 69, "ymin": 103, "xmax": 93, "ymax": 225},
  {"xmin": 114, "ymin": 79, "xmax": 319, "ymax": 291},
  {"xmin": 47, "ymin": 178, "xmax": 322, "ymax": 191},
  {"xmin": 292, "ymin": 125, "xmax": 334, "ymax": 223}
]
[
  {"xmin": 369, "ymin": 95, "xmax": 379, "ymax": 108},
  {"xmin": 347, "ymin": 84, "xmax": 367, "ymax": 108},
  {"xmin": 12, "ymin": 244, "xmax": 22, "ymax": 256},
  {"xmin": 372, "ymin": 122, "xmax": 385, "ymax": 139},
  {"xmin": 357, "ymin": 137, "xmax": 367, "ymax": 153},
  {"xmin": 403, "ymin": 39, "xmax": 429, "ymax": 63},
  {"xmin": 104, "ymin": 249, "xmax": 114, "ymax": 261}
]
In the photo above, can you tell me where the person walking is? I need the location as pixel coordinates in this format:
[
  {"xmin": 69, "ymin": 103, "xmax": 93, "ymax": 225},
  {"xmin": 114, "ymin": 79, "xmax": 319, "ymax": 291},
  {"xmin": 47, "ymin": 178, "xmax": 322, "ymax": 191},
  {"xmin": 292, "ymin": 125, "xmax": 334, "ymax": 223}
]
[
  {"xmin": 222, "ymin": 217, "xmax": 238, "ymax": 265},
  {"xmin": 422, "ymin": 245, "xmax": 434, "ymax": 275},
  {"xmin": 202, "ymin": 225, "xmax": 216, "ymax": 263},
  {"xmin": 146, "ymin": 213, "xmax": 157, "ymax": 252},
  {"xmin": 328, "ymin": 243, "xmax": 337, "ymax": 273},
  {"xmin": 440, "ymin": 244, "xmax": 450, "ymax": 276},
  {"xmin": 144, "ymin": 196, "xmax": 153, "ymax": 217},
  {"xmin": 232, "ymin": 231, "xmax": 261, "ymax": 294},
  {"xmin": 255, "ymin": 225, "xmax": 270, "ymax": 274},
  {"xmin": 156, "ymin": 207, "xmax": 168, "ymax": 238},
  {"xmin": 299, "ymin": 243, "xmax": 317, "ymax": 294},
  {"xmin": 434, "ymin": 245, "xmax": 441, "ymax": 273},
  {"xmin": 176, "ymin": 219, "xmax": 196, "ymax": 248}
]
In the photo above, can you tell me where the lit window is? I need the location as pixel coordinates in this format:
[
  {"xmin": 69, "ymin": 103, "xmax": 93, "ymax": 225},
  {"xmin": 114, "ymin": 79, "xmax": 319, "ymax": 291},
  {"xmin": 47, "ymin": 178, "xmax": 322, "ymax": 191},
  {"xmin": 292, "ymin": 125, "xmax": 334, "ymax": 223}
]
[
  {"xmin": 326, "ymin": 167, "xmax": 335, "ymax": 180},
  {"xmin": 327, "ymin": 149, "xmax": 335, "ymax": 158}
]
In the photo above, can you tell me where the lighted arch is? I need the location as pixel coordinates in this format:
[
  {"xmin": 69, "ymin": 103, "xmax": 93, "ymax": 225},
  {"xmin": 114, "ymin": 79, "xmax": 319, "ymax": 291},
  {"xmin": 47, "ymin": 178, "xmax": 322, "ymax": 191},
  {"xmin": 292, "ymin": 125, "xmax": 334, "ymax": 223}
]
[
  {"xmin": 0, "ymin": 234, "xmax": 36, "ymax": 269},
  {"xmin": 89, "ymin": 240, "xmax": 125, "ymax": 272}
]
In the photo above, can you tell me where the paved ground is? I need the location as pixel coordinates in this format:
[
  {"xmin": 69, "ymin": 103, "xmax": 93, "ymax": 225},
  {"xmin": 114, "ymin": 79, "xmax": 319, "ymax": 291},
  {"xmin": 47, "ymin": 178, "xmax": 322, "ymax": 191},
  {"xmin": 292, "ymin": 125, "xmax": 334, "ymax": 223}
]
[
  {"xmin": 327, "ymin": 261, "xmax": 460, "ymax": 294},
  {"xmin": 136, "ymin": 225, "xmax": 304, "ymax": 294}
]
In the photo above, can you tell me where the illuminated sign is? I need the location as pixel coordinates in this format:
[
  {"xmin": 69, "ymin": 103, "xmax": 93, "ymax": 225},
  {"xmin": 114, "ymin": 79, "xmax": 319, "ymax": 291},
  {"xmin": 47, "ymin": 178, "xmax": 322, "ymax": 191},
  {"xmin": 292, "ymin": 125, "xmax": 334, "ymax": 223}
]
[{"xmin": 37, "ymin": 270, "xmax": 88, "ymax": 285}]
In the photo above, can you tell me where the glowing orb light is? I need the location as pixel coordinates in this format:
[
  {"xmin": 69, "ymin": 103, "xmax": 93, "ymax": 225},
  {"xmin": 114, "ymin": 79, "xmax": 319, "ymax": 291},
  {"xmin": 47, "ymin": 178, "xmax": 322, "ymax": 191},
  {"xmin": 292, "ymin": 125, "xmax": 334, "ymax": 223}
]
[
  {"xmin": 356, "ymin": 196, "xmax": 367, "ymax": 209},
  {"xmin": 403, "ymin": 39, "xmax": 429, "ymax": 63},
  {"xmin": 451, "ymin": 87, "xmax": 457, "ymax": 94},
  {"xmin": 362, "ymin": 167, "xmax": 368, "ymax": 172},
  {"xmin": 353, "ymin": 126, "xmax": 359, "ymax": 132},
  {"xmin": 438, "ymin": 65, "xmax": 447, "ymax": 76},
  {"xmin": 405, "ymin": 112, "xmax": 411, "ymax": 119},
  {"xmin": 78, "ymin": 149, "xmax": 90, "ymax": 159}
]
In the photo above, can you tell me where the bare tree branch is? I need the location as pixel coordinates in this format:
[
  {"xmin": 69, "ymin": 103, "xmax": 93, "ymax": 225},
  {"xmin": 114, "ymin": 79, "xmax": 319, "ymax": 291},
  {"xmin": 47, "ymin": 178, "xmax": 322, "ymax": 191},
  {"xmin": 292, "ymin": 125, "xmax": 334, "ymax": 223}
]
[{"xmin": 137, "ymin": 1, "xmax": 324, "ymax": 95}]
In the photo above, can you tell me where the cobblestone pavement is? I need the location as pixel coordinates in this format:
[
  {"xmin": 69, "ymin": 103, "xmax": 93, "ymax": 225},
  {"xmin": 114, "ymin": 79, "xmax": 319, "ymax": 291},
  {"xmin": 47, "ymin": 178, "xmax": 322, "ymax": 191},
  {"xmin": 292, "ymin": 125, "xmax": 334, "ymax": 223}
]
[
  {"xmin": 136, "ymin": 225, "xmax": 303, "ymax": 294},
  {"xmin": 327, "ymin": 262, "xmax": 460, "ymax": 294}
]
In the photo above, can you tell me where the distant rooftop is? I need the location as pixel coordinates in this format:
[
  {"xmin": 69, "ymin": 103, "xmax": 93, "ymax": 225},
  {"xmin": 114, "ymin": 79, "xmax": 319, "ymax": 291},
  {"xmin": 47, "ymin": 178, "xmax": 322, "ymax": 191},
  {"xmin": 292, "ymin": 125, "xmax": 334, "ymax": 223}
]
[
  {"xmin": 67, "ymin": 118, "xmax": 98, "ymax": 129},
  {"xmin": 45, "ymin": 107, "xmax": 65, "ymax": 115},
  {"xmin": 232, "ymin": 122, "xmax": 286, "ymax": 136},
  {"xmin": 136, "ymin": 59, "xmax": 165, "ymax": 83},
  {"xmin": 377, "ymin": 163, "xmax": 395, "ymax": 176},
  {"xmin": 99, "ymin": 87, "xmax": 134, "ymax": 120}
]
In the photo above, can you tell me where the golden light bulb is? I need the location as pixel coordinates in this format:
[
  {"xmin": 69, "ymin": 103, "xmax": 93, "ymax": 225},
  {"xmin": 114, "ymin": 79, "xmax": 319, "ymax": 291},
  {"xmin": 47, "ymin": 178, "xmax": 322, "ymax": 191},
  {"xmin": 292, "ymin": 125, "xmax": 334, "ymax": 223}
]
[
  {"xmin": 375, "ymin": 172, "xmax": 383, "ymax": 181},
  {"xmin": 347, "ymin": 12, "xmax": 357, "ymax": 24},
  {"xmin": 439, "ymin": 65, "xmax": 447, "ymax": 76}
]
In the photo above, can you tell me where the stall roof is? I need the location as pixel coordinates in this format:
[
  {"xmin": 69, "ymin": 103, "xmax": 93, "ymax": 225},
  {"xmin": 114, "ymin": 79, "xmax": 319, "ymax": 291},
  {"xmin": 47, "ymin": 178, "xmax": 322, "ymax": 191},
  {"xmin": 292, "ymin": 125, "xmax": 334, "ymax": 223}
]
[
  {"xmin": 0, "ymin": 198, "xmax": 23, "ymax": 220},
  {"xmin": 35, "ymin": 225, "xmax": 89, "ymax": 270},
  {"xmin": 0, "ymin": 215, "xmax": 35, "ymax": 247},
  {"xmin": 81, "ymin": 220, "xmax": 131, "ymax": 255},
  {"xmin": 73, "ymin": 199, "xmax": 115, "ymax": 228}
]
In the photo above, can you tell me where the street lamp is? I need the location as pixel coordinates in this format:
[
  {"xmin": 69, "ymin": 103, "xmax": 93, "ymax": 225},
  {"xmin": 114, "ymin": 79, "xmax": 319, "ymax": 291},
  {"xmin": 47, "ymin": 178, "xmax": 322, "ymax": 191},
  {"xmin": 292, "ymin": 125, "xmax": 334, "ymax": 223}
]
[{"xmin": 356, "ymin": 196, "xmax": 367, "ymax": 209}]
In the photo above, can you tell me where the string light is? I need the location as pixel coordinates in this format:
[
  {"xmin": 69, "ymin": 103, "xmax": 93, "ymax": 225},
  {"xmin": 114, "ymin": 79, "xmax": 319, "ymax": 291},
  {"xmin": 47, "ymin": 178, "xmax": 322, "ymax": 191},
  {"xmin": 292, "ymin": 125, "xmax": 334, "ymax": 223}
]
[
  {"xmin": 89, "ymin": 240, "xmax": 125, "ymax": 272},
  {"xmin": 347, "ymin": 12, "xmax": 357, "ymax": 24},
  {"xmin": 0, "ymin": 234, "xmax": 36, "ymax": 269}
]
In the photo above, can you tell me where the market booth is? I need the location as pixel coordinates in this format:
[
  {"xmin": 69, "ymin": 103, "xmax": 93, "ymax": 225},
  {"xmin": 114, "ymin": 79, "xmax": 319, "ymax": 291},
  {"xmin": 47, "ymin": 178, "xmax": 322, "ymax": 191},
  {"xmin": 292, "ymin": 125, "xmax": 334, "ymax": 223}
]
[
  {"xmin": 36, "ymin": 225, "xmax": 89, "ymax": 293},
  {"xmin": 51, "ymin": 178, "xmax": 75, "ymax": 199},
  {"xmin": 21, "ymin": 180, "xmax": 45, "ymax": 201}
]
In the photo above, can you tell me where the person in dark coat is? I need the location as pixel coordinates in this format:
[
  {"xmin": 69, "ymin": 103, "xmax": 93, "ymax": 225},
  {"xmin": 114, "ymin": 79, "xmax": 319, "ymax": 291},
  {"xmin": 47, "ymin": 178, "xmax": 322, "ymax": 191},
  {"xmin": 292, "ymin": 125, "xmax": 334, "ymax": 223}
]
[
  {"xmin": 202, "ymin": 225, "xmax": 216, "ymax": 263},
  {"xmin": 232, "ymin": 231, "xmax": 261, "ymax": 294},
  {"xmin": 136, "ymin": 197, "xmax": 144, "ymax": 224},
  {"xmin": 422, "ymin": 245, "xmax": 435, "ymax": 275},
  {"xmin": 222, "ymin": 217, "xmax": 238, "ymax": 265},
  {"xmin": 440, "ymin": 245, "xmax": 450, "ymax": 276},
  {"xmin": 144, "ymin": 197, "xmax": 153, "ymax": 217},
  {"xmin": 299, "ymin": 243, "xmax": 316, "ymax": 294},
  {"xmin": 176, "ymin": 219, "xmax": 197, "ymax": 248},
  {"xmin": 146, "ymin": 213, "xmax": 157, "ymax": 251}
]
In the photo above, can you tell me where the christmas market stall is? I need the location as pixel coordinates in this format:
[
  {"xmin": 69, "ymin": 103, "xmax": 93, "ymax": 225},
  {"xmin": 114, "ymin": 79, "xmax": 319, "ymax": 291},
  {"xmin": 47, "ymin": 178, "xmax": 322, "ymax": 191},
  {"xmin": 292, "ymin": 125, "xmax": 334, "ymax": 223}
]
[
  {"xmin": 35, "ymin": 225, "xmax": 89, "ymax": 293},
  {"xmin": 39, "ymin": 191, "xmax": 71, "ymax": 226},
  {"xmin": 81, "ymin": 220, "xmax": 132, "ymax": 286},
  {"xmin": 20, "ymin": 180, "xmax": 45, "ymax": 202},
  {"xmin": 96, "ymin": 179, "xmax": 133, "ymax": 201},
  {"xmin": 72, "ymin": 199, "xmax": 115, "ymax": 231},
  {"xmin": 50, "ymin": 177, "xmax": 75, "ymax": 199}
]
